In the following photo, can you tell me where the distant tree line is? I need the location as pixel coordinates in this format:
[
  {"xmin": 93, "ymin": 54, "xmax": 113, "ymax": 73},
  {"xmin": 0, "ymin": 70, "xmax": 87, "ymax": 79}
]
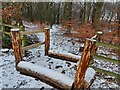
[
  {"xmin": 2, "ymin": 2, "xmax": 119, "ymax": 29},
  {"xmin": 1, "ymin": 1, "xmax": 120, "ymax": 48}
]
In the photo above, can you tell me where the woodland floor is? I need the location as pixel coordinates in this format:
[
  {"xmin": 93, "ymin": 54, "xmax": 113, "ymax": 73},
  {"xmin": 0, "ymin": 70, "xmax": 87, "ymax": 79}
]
[{"xmin": 0, "ymin": 21, "xmax": 120, "ymax": 89}]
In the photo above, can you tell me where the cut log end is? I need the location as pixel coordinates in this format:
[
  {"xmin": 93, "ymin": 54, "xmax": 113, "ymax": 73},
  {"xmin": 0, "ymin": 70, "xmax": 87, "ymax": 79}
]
[
  {"xmin": 97, "ymin": 31, "xmax": 103, "ymax": 35},
  {"xmin": 86, "ymin": 38, "xmax": 96, "ymax": 42},
  {"xmin": 44, "ymin": 28, "xmax": 50, "ymax": 30},
  {"xmin": 11, "ymin": 28, "xmax": 20, "ymax": 31}
]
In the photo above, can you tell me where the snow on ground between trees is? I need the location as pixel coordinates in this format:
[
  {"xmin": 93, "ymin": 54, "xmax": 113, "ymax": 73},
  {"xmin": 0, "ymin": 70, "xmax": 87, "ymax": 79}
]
[{"xmin": 0, "ymin": 23, "xmax": 119, "ymax": 89}]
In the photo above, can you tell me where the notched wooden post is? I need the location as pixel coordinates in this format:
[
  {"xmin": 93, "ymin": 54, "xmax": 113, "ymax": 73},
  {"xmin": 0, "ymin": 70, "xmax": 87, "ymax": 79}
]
[
  {"xmin": 11, "ymin": 29, "xmax": 22, "ymax": 66},
  {"xmin": 72, "ymin": 38, "xmax": 96, "ymax": 90},
  {"xmin": 45, "ymin": 28, "xmax": 50, "ymax": 55}
]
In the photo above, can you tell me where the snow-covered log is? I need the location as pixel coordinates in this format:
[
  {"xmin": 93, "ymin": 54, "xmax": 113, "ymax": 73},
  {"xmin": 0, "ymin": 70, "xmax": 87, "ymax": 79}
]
[
  {"xmin": 17, "ymin": 61, "xmax": 73, "ymax": 89},
  {"xmin": 17, "ymin": 61, "xmax": 96, "ymax": 89},
  {"xmin": 48, "ymin": 52, "xmax": 80, "ymax": 63}
]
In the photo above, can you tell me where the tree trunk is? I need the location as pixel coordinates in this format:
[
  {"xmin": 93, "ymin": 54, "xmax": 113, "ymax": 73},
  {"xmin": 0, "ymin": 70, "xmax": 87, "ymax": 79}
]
[
  {"xmin": 28, "ymin": 2, "xmax": 33, "ymax": 22},
  {"xmin": 83, "ymin": 1, "xmax": 87, "ymax": 23},
  {"xmin": 64, "ymin": 2, "xmax": 73, "ymax": 34},
  {"xmin": 56, "ymin": 3, "xmax": 60, "ymax": 24},
  {"xmin": 37, "ymin": 2, "xmax": 43, "ymax": 21},
  {"xmin": 92, "ymin": 1, "xmax": 104, "ymax": 31}
]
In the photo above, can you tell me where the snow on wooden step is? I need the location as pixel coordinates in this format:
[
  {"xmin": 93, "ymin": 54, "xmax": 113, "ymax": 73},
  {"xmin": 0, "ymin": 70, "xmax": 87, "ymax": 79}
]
[
  {"xmin": 18, "ymin": 61, "xmax": 96, "ymax": 88},
  {"xmin": 49, "ymin": 50, "xmax": 81, "ymax": 59},
  {"xmin": 64, "ymin": 53, "xmax": 81, "ymax": 59},
  {"xmin": 18, "ymin": 61, "xmax": 74, "ymax": 87}
]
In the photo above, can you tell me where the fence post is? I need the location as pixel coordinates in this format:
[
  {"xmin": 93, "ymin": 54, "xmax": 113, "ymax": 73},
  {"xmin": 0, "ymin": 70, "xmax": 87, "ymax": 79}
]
[
  {"xmin": 72, "ymin": 38, "xmax": 96, "ymax": 89},
  {"xmin": 45, "ymin": 28, "xmax": 50, "ymax": 55},
  {"xmin": 96, "ymin": 31, "xmax": 103, "ymax": 41},
  {"xmin": 11, "ymin": 29, "xmax": 22, "ymax": 66}
]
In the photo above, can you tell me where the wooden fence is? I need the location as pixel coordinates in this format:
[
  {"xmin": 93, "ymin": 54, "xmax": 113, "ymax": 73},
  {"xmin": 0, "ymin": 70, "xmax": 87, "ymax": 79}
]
[{"xmin": 10, "ymin": 28, "xmax": 50, "ymax": 66}]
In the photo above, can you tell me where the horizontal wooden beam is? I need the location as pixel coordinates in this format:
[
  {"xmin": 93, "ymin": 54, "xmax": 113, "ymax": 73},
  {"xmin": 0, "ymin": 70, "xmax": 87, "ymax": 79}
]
[
  {"xmin": 94, "ymin": 55, "xmax": 120, "ymax": 65},
  {"xmin": 0, "ymin": 31, "xmax": 11, "ymax": 36},
  {"xmin": 17, "ymin": 61, "xmax": 73, "ymax": 89},
  {"xmin": 22, "ymin": 42, "xmax": 45, "ymax": 51},
  {"xmin": 48, "ymin": 52, "xmax": 80, "ymax": 63},
  {"xmin": 20, "ymin": 30, "xmax": 45, "ymax": 35},
  {"xmin": 90, "ymin": 66, "xmax": 120, "ymax": 78},
  {"xmin": 0, "ymin": 23, "xmax": 21, "ymax": 29},
  {"xmin": 96, "ymin": 41, "xmax": 120, "ymax": 50}
]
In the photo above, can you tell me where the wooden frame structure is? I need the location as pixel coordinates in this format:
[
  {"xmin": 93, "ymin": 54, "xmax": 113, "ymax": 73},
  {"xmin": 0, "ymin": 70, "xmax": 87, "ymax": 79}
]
[
  {"xmin": 1, "ymin": 22, "xmax": 119, "ymax": 89},
  {"xmin": 11, "ymin": 28, "xmax": 97, "ymax": 89}
]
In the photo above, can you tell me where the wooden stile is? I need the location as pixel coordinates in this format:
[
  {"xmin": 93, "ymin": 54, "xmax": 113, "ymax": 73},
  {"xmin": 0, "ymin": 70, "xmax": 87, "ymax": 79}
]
[
  {"xmin": 45, "ymin": 28, "xmax": 50, "ymax": 55},
  {"xmin": 72, "ymin": 38, "xmax": 97, "ymax": 89},
  {"xmin": 11, "ymin": 29, "xmax": 22, "ymax": 66}
]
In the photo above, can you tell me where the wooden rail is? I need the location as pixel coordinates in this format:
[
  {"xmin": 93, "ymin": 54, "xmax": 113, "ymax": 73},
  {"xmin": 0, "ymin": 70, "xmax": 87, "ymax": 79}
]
[
  {"xmin": 0, "ymin": 23, "xmax": 22, "ymax": 29},
  {"xmin": 22, "ymin": 42, "xmax": 45, "ymax": 51},
  {"xmin": 96, "ymin": 41, "xmax": 120, "ymax": 50},
  {"xmin": 94, "ymin": 55, "xmax": 120, "ymax": 65},
  {"xmin": 0, "ymin": 31, "xmax": 11, "ymax": 36},
  {"xmin": 90, "ymin": 66, "xmax": 120, "ymax": 78},
  {"xmin": 20, "ymin": 30, "xmax": 45, "ymax": 35}
]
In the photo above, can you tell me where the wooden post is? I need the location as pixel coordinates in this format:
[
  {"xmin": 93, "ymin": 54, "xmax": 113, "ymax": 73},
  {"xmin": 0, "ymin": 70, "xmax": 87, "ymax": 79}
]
[
  {"xmin": 96, "ymin": 31, "xmax": 103, "ymax": 41},
  {"xmin": 11, "ymin": 29, "xmax": 22, "ymax": 66},
  {"xmin": 45, "ymin": 28, "xmax": 50, "ymax": 55},
  {"xmin": 72, "ymin": 38, "xmax": 96, "ymax": 89}
]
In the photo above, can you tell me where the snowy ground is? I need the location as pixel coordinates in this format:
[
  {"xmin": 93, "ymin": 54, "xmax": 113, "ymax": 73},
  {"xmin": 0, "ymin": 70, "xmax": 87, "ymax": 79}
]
[{"xmin": 0, "ymin": 22, "xmax": 120, "ymax": 89}]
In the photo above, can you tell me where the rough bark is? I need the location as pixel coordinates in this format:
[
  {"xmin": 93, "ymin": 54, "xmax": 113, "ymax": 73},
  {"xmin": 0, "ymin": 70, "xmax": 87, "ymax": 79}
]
[
  {"xmin": 17, "ymin": 61, "xmax": 72, "ymax": 89},
  {"xmin": 48, "ymin": 52, "xmax": 79, "ymax": 63},
  {"xmin": 11, "ymin": 29, "xmax": 22, "ymax": 66},
  {"xmin": 45, "ymin": 28, "xmax": 50, "ymax": 55},
  {"xmin": 72, "ymin": 38, "xmax": 96, "ymax": 89}
]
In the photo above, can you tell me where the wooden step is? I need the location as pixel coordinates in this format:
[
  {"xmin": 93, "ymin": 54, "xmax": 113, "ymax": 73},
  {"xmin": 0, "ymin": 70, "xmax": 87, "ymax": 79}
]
[
  {"xmin": 17, "ymin": 61, "xmax": 96, "ymax": 89},
  {"xmin": 17, "ymin": 61, "xmax": 73, "ymax": 89}
]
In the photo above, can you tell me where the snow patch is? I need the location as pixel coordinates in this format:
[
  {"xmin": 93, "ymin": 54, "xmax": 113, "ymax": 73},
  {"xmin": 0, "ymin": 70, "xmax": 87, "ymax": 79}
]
[
  {"xmin": 11, "ymin": 29, "xmax": 20, "ymax": 31},
  {"xmin": 64, "ymin": 53, "xmax": 81, "ymax": 59},
  {"xmin": 85, "ymin": 67, "xmax": 96, "ymax": 83},
  {"xmin": 0, "ymin": 48, "xmax": 9, "ymax": 53}
]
